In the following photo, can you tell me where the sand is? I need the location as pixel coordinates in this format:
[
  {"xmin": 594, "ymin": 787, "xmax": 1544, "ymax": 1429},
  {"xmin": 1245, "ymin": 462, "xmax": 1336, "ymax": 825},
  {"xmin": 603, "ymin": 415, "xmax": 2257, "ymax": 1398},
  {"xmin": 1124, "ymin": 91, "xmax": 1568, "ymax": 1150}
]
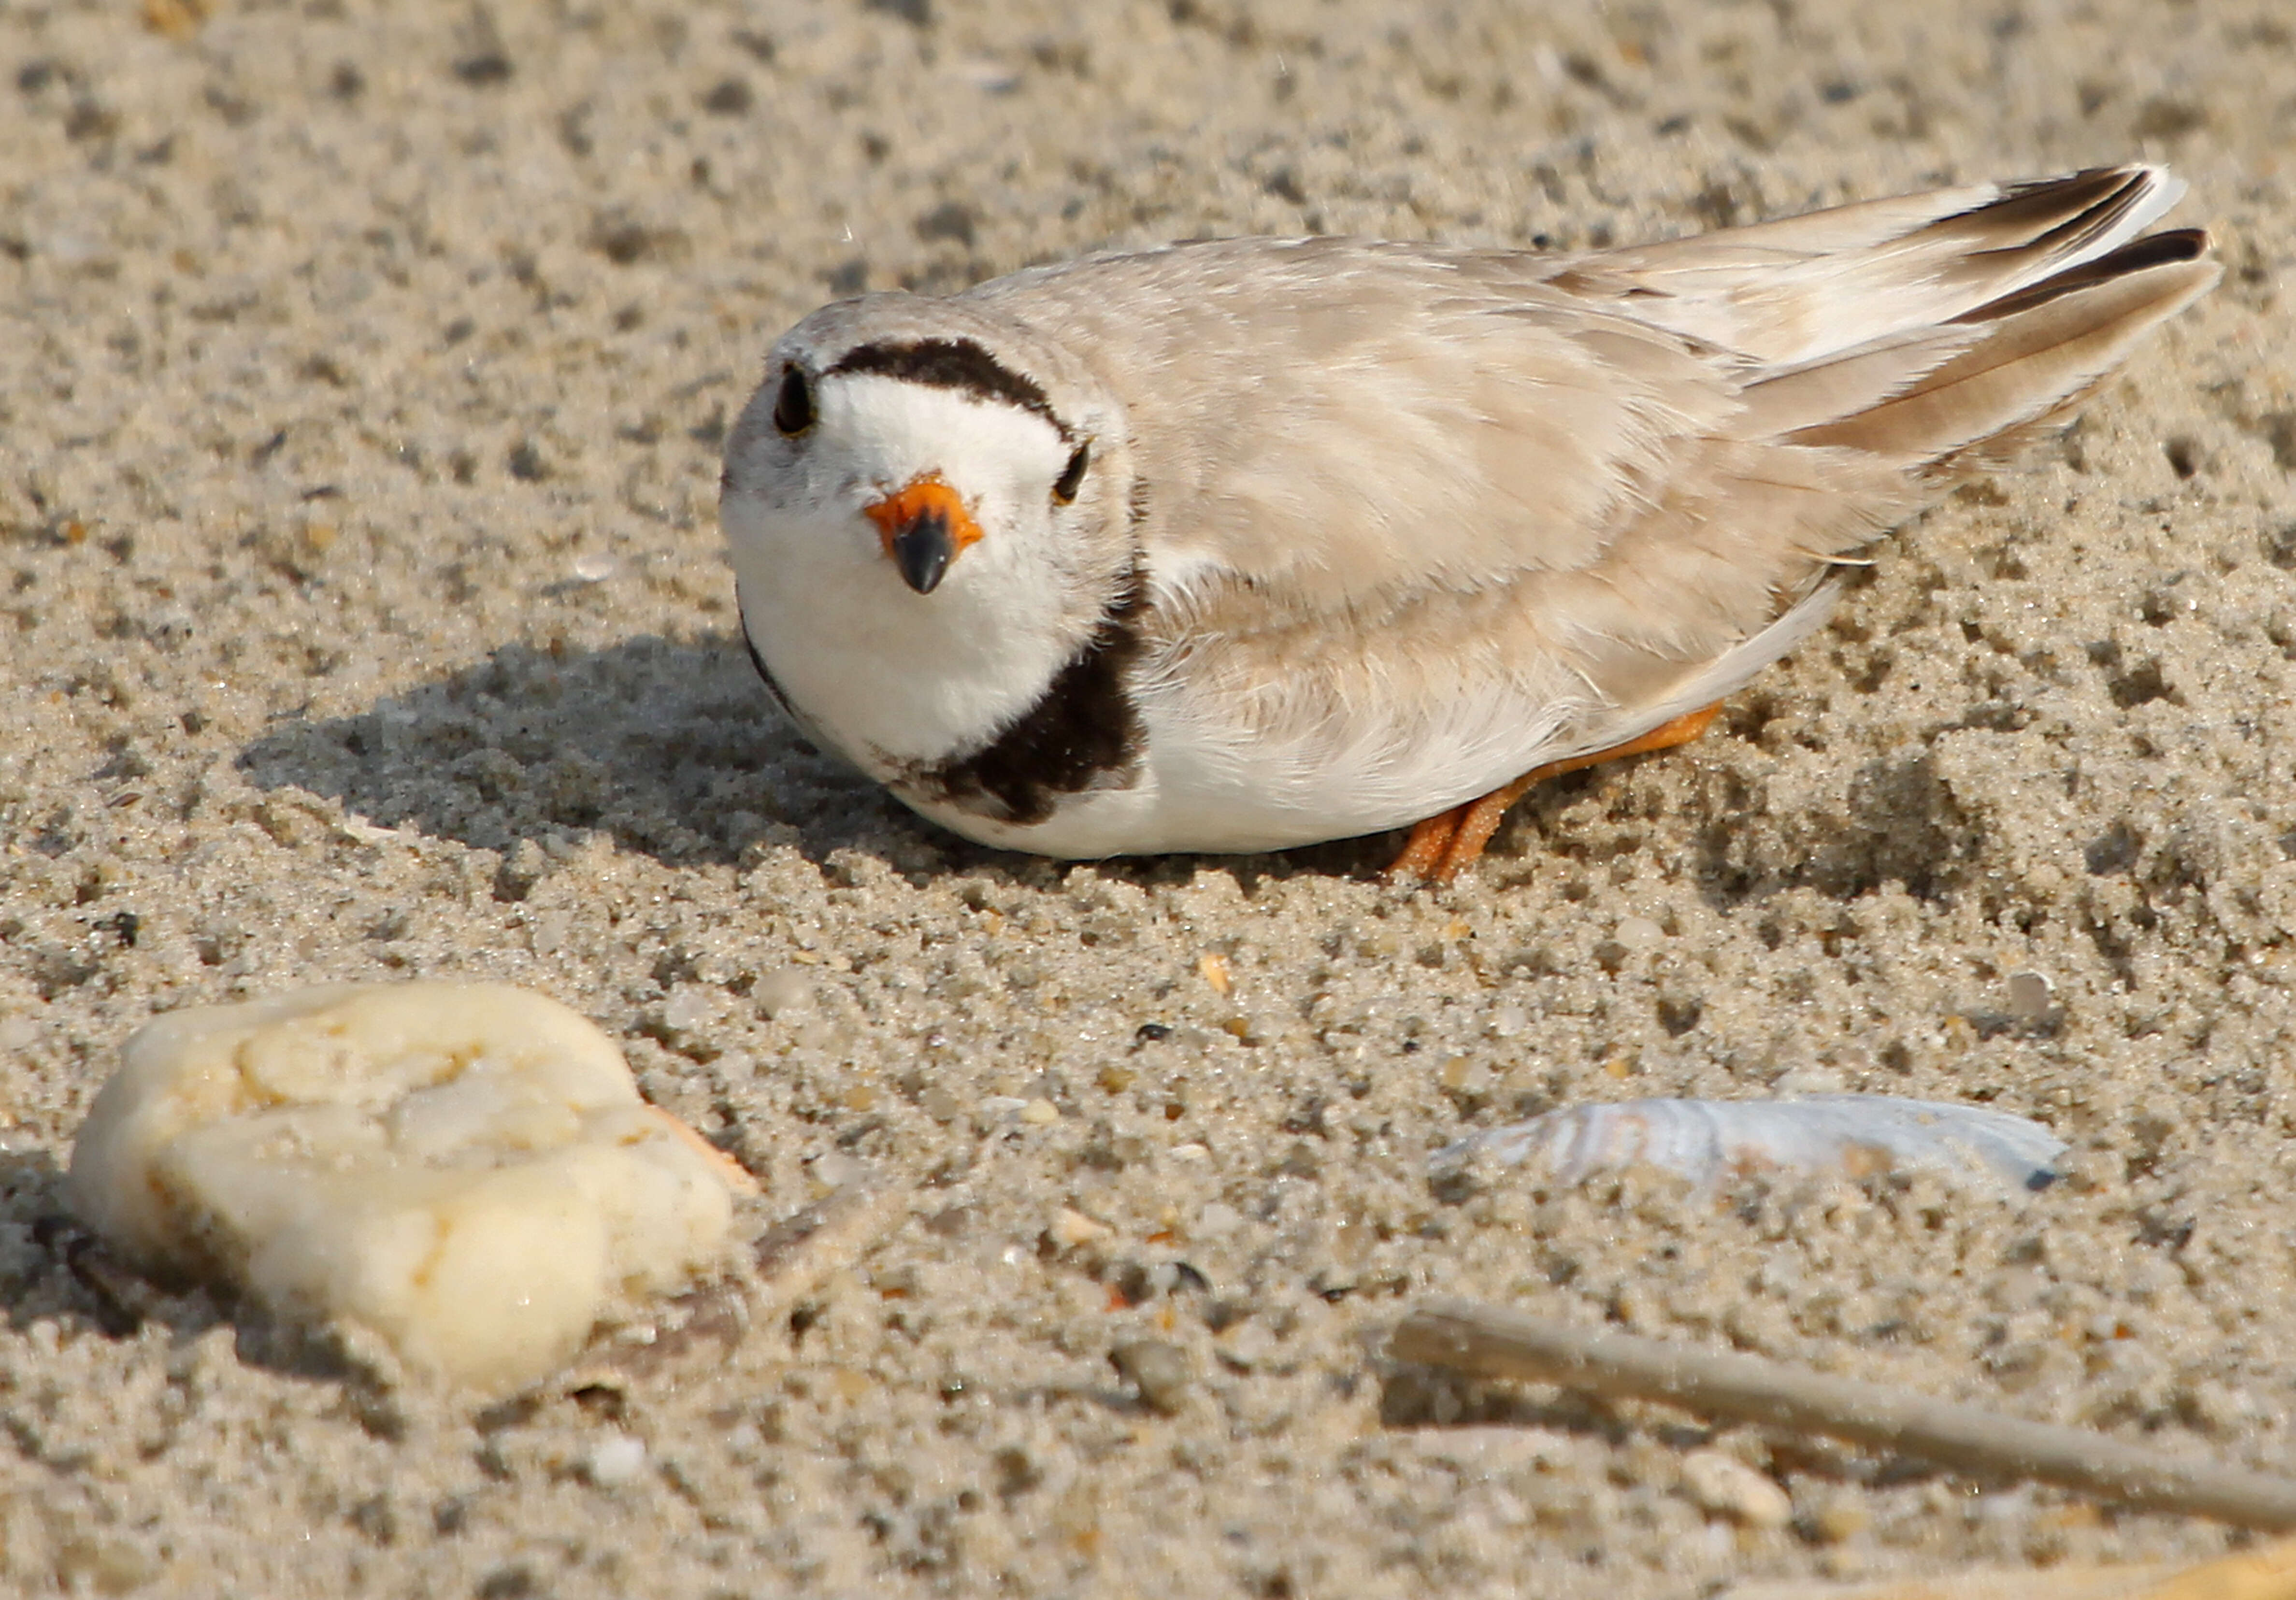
[{"xmin": 2, "ymin": 0, "xmax": 2293, "ymax": 1594}]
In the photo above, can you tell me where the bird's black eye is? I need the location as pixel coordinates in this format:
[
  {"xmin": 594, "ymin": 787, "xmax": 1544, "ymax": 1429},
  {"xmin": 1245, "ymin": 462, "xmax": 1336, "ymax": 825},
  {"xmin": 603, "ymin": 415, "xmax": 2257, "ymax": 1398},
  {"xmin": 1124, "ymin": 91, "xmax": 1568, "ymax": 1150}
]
[
  {"xmin": 772, "ymin": 366, "xmax": 814, "ymax": 436},
  {"xmin": 1051, "ymin": 440, "xmax": 1090, "ymax": 504}
]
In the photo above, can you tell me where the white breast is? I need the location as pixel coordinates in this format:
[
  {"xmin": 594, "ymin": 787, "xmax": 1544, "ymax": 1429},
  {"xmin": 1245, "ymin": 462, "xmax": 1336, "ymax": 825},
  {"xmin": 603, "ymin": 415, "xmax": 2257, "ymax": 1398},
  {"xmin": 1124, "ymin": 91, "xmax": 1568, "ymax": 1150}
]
[{"xmin": 892, "ymin": 666, "xmax": 1564, "ymax": 857}]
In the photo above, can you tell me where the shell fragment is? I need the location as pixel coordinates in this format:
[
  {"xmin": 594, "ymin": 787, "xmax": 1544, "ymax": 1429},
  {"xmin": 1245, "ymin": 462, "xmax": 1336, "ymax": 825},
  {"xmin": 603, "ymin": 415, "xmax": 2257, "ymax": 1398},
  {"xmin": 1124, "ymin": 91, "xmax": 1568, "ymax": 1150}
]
[{"xmin": 1435, "ymin": 1094, "xmax": 2065, "ymax": 1198}]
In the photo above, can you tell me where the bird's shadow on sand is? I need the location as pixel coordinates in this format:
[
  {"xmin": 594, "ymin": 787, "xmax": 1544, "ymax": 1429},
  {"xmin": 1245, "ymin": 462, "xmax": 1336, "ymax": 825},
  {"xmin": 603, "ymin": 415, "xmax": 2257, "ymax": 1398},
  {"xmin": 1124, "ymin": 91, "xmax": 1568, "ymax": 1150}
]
[
  {"xmin": 235, "ymin": 633, "xmax": 1977, "ymax": 910},
  {"xmin": 234, "ymin": 635, "xmax": 1391, "ymax": 891}
]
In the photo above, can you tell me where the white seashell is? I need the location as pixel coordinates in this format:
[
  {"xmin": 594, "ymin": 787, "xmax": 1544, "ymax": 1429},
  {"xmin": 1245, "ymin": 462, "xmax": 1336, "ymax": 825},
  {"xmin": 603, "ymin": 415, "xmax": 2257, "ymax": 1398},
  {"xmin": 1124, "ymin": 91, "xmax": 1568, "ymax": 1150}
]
[{"xmin": 1434, "ymin": 1095, "xmax": 2065, "ymax": 1198}]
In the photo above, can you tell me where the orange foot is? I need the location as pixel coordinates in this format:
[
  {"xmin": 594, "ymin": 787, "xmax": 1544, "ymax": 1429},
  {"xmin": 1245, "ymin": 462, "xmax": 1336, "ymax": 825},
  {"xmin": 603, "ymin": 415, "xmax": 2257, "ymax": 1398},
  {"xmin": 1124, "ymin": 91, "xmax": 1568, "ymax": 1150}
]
[{"xmin": 1386, "ymin": 703, "xmax": 1725, "ymax": 885}]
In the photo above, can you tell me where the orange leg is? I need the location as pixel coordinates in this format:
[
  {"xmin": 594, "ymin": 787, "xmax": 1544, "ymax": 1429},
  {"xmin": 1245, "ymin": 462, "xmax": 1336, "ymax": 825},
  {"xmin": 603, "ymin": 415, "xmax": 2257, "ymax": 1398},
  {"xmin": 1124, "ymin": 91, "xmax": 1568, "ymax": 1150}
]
[{"xmin": 1385, "ymin": 703, "xmax": 1725, "ymax": 885}]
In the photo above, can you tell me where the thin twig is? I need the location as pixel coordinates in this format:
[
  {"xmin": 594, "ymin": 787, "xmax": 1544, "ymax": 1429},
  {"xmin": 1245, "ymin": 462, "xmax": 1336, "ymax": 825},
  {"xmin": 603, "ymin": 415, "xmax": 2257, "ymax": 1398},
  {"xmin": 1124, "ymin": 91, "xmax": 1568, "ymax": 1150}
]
[
  {"xmin": 571, "ymin": 1176, "xmax": 895, "ymax": 1386},
  {"xmin": 1392, "ymin": 1298, "xmax": 2296, "ymax": 1531}
]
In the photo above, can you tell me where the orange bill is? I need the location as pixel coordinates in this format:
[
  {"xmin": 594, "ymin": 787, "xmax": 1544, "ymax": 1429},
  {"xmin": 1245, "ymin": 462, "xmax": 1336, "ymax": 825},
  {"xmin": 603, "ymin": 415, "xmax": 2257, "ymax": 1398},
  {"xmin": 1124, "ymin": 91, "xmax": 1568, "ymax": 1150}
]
[{"xmin": 862, "ymin": 472, "xmax": 984, "ymax": 595}]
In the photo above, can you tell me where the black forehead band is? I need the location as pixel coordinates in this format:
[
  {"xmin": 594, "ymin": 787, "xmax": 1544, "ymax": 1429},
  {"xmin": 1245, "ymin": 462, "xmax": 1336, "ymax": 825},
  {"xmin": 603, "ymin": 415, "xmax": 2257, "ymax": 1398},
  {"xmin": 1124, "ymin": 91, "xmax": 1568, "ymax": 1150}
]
[{"xmin": 824, "ymin": 338, "xmax": 1073, "ymax": 440}]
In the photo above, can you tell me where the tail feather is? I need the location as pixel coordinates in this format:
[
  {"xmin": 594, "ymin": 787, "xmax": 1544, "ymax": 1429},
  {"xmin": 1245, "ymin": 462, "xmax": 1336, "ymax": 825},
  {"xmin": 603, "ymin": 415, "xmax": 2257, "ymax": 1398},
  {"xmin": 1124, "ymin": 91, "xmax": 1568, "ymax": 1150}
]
[
  {"xmin": 1727, "ymin": 326, "xmax": 1977, "ymax": 441},
  {"xmin": 1524, "ymin": 167, "xmax": 2215, "ymax": 781},
  {"xmin": 1952, "ymin": 225, "xmax": 2210, "ymax": 320},
  {"xmin": 1595, "ymin": 164, "xmax": 2193, "ymax": 367},
  {"xmin": 1787, "ymin": 230, "xmax": 2219, "ymax": 465}
]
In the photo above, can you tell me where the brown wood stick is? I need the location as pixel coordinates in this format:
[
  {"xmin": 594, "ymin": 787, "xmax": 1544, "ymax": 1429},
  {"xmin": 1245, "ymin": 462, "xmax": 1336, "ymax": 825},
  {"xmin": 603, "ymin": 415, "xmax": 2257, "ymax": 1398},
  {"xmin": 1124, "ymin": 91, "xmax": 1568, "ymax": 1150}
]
[
  {"xmin": 1721, "ymin": 1536, "xmax": 2296, "ymax": 1600},
  {"xmin": 1392, "ymin": 1299, "xmax": 2296, "ymax": 1531},
  {"xmin": 568, "ymin": 1176, "xmax": 896, "ymax": 1386}
]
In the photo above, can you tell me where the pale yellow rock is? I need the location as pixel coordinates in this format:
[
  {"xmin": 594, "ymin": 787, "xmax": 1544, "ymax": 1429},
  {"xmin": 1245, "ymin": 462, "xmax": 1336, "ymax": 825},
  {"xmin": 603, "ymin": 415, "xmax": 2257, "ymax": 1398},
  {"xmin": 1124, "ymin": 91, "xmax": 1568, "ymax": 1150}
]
[{"xmin": 67, "ymin": 983, "xmax": 758, "ymax": 1392}]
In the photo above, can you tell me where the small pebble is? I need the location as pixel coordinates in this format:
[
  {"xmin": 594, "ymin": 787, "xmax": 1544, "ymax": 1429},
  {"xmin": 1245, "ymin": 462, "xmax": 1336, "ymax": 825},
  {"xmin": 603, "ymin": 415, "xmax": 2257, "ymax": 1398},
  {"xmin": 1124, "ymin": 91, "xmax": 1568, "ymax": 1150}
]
[
  {"xmin": 808, "ymin": 1150, "xmax": 869, "ymax": 1191},
  {"xmin": 1410, "ymin": 1425, "xmax": 1576, "ymax": 1475},
  {"xmin": 1807, "ymin": 1495, "xmax": 1872, "ymax": 1544},
  {"xmin": 1109, "ymin": 1338, "xmax": 1193, "ymax": 1415},
  {"xmin": 1679, "ymin": 1449, "xmax": 1792, "ymax": 1528},
  {"xmin": 1020, "ymin": 1097, "xmax": 1060, "ymax": 1125},
  {"xmin": 951, "ymin": 56, "xmax": 1021, "ymax": 93},
  {"xmin": 1484, "ymin": 1006, "xmax": 1529, "ymax": 1039},
  {"xmin": 923, "ymin": 1205, "xmax": 972, "ymax": 1238},
  {"xmin": 1771, "ymin": 1067, "xmax": 1847, "ymax": 1095},
  {"xmin": 1438, "ymin": 1056, "xmax": 1492, "ymax": 1093},
  {"xmin": 1193, "ymin": 1201, "xmax": 1240, "ymax": 1235},
  {"xmin": 2006, "ymin": 970, "xmax": 2054, "ymax": 1021},
  {"xmin": 584, "ymin": 1433, "xmax": 649, "ymax": 1487},
  {"xmin": 753, "ymin": 969, "xmax": 815, "ymax": 1020},
  {"xmin": 1216, "ymin": 1320, "xmax": 1277, "ymax": 1369},
  {"xmin": 1050, "ymin": 1207, "xmax": 1113, "ymax": 1248},
  {"xmin": 1614, "ymin": 915, "xmax": 1665, "ymax": 947},
  {"xmin": 53, "ymin": 1532, "xmax": 158, "ymax": 1595},
  {"xmin": 659, "ymin": 985, "xmax": 716, "ymax": 1035}
]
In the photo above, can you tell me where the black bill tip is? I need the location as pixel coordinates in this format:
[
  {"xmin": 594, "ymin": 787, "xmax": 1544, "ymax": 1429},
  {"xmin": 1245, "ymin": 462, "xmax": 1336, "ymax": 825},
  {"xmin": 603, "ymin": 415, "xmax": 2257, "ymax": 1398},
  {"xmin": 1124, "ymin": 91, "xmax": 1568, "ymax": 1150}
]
[{"xmin": 891, "ymin": 509, "xmax": 955, "ymax": 595}]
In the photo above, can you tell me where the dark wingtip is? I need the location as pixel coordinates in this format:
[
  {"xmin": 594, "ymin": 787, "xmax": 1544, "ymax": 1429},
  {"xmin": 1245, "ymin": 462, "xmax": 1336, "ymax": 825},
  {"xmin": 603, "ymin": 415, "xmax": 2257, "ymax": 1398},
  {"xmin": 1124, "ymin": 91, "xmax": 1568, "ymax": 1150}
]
[
  {"xmin": 2109, "ymin": 226, "xmax": 2210, "ymax": 268},
  {"xmin": 1973, "ymin": 165, "xmax": 2149, "ymax": 239},
  {"xmin": 1955, "ymin": 227, "xmax": 2215, "ymax": 323}
]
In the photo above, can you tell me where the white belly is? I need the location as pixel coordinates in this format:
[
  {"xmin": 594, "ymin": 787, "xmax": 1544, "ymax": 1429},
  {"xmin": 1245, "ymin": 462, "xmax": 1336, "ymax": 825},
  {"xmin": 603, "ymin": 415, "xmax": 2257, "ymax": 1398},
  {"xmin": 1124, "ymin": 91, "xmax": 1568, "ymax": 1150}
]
[
  {"xmin": 892, "ymin": 674, "xmax": 1564, "ymax": 858},
  {"xmin": 882, "ymin": 579, "xmax": 1849, "ymax": 860}
]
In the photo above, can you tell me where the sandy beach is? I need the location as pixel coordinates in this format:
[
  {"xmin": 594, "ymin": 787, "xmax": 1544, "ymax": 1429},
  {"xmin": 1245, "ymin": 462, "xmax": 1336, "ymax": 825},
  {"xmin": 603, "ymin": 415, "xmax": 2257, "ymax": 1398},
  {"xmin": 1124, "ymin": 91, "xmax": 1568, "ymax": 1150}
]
[{"xmin": 3, "ymin": 0, "xmax": 2294, "ymax": 1594}]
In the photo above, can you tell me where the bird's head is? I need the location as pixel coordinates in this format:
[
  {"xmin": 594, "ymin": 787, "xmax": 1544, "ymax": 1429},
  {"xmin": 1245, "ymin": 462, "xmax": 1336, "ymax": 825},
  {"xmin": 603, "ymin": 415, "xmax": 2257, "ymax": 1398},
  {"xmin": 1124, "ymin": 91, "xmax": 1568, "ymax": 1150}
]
[
  {"xmin": 723, "ymin": 296, "xmax": 1128, "ymax": 617},
  {"xmin": 720, "ymin": 293, "xmax": 1138, "ymax": 768}
]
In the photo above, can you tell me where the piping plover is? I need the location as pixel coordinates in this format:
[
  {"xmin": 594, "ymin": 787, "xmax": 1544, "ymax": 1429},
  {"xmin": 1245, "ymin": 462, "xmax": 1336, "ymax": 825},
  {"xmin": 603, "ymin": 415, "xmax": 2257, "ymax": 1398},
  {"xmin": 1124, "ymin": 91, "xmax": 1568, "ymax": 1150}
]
[{"xmin": 722, "ymin": 165, "xmax": 2216, "ymax": 880}]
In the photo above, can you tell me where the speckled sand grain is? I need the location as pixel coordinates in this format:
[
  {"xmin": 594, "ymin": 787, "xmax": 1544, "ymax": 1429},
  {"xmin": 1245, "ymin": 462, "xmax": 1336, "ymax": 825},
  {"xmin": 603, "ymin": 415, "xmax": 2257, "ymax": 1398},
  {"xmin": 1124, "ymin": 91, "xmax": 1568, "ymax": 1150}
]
[{"xmin": 3, "ymin": 1, "xmax": 2294, "ymax": 1596}]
